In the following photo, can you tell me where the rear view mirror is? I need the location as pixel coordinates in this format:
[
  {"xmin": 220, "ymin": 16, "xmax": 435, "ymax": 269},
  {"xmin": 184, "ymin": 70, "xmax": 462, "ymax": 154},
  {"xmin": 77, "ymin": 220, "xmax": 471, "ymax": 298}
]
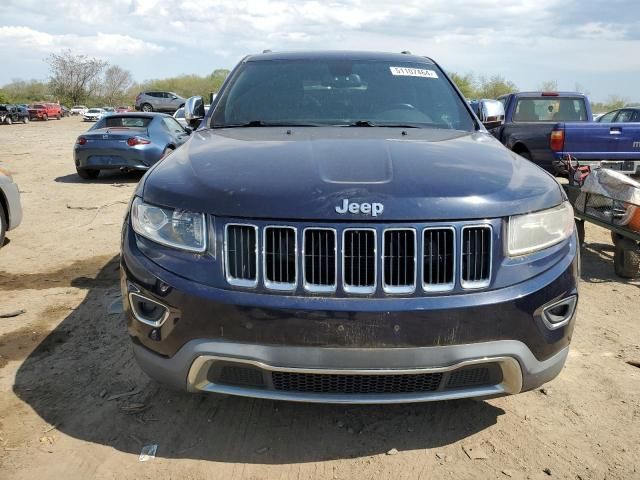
[
  {"xmin": 472, "ymin": 99, "xmax": 505, "ymax": 129},
  {"xmin": 184, "ymin": 96, "xmax": 205, "ymax": 127}
]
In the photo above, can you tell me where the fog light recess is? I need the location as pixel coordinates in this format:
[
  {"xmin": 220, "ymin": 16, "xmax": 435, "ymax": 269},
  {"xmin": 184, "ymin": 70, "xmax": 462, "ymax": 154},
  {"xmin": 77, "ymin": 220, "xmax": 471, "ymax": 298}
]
[
  {"xmin": 129, "ymin": 292, "xmax": 170, "ymax": 327},
  {"xmin": 542, "ymin": 295, "xmax": 577, "ymax": 330}
]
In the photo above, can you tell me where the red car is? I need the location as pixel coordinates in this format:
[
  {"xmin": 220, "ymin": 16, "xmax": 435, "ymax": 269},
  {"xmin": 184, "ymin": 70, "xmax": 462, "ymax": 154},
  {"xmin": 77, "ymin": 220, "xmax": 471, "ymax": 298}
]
[
  {"xmin": 116, "ymin": 106, "xmax": 132, "ymax": 113},
  {"xmin": 28, "ymin": 103, "xmax": 62, "ymax": 121}
]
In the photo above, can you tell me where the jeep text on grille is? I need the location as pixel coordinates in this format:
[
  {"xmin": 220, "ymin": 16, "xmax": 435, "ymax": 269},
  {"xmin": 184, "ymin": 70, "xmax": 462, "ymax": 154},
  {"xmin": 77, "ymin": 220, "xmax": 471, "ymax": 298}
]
[{"xmin": 121, "ymin": 51, "xmax": 579, "ymax": 403}]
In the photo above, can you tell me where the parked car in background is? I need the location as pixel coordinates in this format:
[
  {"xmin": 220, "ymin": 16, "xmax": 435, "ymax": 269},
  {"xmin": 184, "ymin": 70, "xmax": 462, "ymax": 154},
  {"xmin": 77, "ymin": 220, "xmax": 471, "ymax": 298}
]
[
  {"xmin": 0, "ymin": 104, "xmax": 29, "ymax": 124},
  {"xmin": 28, "ymin": 103, "xmax": 62, "ymax": 121},
  {"xmin": 117, "ymin": 106, "xmax": 132, "ymax": 113},
  {"xmin": 491, "ymin": 92, "xmax": 592, "ymax": 173},
  {"xmin": 102, "ymin": 107, "xmax": 116, "ymax": 114},
  {"xmin": 83, "ymin": 108, "xmax": 105, "ymax": 122},
  {"xmin": 73, "ymin": 112, "xmax": 191, "ymax": 179},
  {"xmin": 0, "ymin": 166, "xmax": 23, "ymax": 247},
  {"xmin": 71, "ymin": 105, "xmax": 88, "ymax": 116},
  {"xmin": 121, "ymin": 51, "xmax": 579, "ymax": 403},
  {"xmin": 135, "ymin": 91, "xmax": 185, "ymax": 113},
  {"xmin": 596, "ymin": 107, "xmax": 640, "ymax": 123},
  {"xmin": 551, "ymin": 119, "xmax": 640, "ymax": 175},
  {"xmin": 61, "ymin": 105, "xmax": 70, "ymax": 117}
]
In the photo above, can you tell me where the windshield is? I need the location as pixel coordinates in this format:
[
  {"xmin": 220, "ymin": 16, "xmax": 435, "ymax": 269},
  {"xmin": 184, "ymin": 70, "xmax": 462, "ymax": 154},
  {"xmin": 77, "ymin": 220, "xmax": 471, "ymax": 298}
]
[
  {"xmin": 211, "ymin": 59, "xmax": 475, "ymax": 130},
  {"xmin": 87, "ymin": 109, "xmax": 101, "ymax": 113},
  {"xmin": 513, "ymin": 97, "xmax": 588, "ymax": 122}
]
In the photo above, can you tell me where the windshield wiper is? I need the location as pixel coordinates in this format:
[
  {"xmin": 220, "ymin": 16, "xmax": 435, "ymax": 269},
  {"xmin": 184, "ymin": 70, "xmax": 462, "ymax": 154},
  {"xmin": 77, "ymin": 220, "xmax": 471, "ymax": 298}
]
[
  {"xmin": 213, "ymin": 120, "xmax": 320, "ymax": 128},
  {"xmin": 342, "ymin": 121, "xmax": 421, "ymax": 128}
]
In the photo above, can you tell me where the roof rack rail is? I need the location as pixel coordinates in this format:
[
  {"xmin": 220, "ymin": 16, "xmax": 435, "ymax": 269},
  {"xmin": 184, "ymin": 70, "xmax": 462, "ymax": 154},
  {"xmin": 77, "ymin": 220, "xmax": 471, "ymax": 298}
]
[
  {"xmin": 262, "ymin": 49, "xmax": 272, "ymax": 54},
  {"xmin": 401, "ymin": 50, "xmax": 412, "ymax": 54}
]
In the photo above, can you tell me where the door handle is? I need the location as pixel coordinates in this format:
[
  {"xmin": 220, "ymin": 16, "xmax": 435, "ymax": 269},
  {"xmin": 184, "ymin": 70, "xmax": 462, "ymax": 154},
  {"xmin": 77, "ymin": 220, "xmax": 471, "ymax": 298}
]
[{"xmin": 610, "ymin": 128, "xmax": 621, "ymax": 135}]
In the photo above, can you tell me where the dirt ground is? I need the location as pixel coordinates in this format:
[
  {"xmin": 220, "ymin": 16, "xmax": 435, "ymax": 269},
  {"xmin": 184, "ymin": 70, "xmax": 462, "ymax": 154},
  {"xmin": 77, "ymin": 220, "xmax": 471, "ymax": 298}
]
[{"xmin": 0, "ymin": 118, "xmax": 638, "ymax": 480}]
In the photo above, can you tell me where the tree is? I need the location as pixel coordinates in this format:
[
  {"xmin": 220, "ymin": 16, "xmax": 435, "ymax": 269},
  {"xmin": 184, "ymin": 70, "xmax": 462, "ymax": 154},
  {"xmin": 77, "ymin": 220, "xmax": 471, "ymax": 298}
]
[
  {"xmin": 101, "ymin": 65, "xmax": 133, "ymax": 106},
  {"xmin": 0, "ymin": 91, "xmax": 9, "ymax": 103},
  {"xmin": 449, "ymin": 72, "xmax": 477, "ymax": 99},
  {"xmin": 47, "ymin": 49, "xmax": 107, "ymax": 105},
  {"xmin": 476, "ymin": 75, "xmax": 517, "ymax": 99},
  {"xmin": 538, "ymin": 80, "xmax": 558, "ymax": 92}
]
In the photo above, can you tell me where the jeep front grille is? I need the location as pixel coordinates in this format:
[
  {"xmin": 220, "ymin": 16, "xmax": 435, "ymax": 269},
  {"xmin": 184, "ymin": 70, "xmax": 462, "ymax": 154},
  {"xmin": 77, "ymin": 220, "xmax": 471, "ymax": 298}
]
[
  {"xmin": 383, "ymin": 229, "xmax": 416, "ymax": 293},
  {"xmin": 461, "ymin": 226, "xmax": 492, "ymax": 288},
  {"xmin": 423, "ymin": 227, "xmax": 455, "ymax": 291},
  {"xmin": 303, "ymin": 228, "xmax": 337, "ymax": 291},
  {"xmin": 343, "ymin": 229, "xmax": 376, "ymax": 294},
  {"xmin": 225, "ymin": 224, "xmax": 258, "ymax": 287},
  {"xmin": 264, "ymin": 226, "xmax": 297, "ymax": 290},
  {"xmin": 222, "ymin": 221, "xmax": 494, "ymax": 294}
]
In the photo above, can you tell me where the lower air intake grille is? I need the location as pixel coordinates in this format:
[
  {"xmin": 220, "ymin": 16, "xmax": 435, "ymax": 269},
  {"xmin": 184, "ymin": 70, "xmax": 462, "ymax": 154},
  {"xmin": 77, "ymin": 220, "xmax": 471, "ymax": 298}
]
[
  {"xmin": 218, "ymin": 365, "xmax": 265, "ymax": 388},
  {"xmin": 264, "ymin": 226, "xmax": 296, "ymax": 289},
  {"xmin": 225, "ymin": 224, "xmax": 258, "ymax": 286},
  {"xmin": 383, "ymin": 229, "xmax": 416, "ymax": 292},
  {"xmin": 272, "ymin": 371, "xmax": 443, "ymax": 394},
  {"xmin": 304, "ymin": 229, "xmax": 336, "ymax": 290},
  {"xmin": 343, "ymin": 229, "xmax": 376, "ymax": 293},
  {"xmin": 461, "ymin": 226, "xmax": 492, "ymax": 288},
  {"xmin": 446, "ymin": 367, "xmax": 492, "ymax": 389},
  {"xmin": 423, "ymin": 228, "xmax": 455, "ymax": 290}
]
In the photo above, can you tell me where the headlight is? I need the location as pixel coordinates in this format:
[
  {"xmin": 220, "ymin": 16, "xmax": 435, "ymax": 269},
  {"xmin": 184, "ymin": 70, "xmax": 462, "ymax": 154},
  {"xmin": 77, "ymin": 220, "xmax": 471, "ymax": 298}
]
[
  {"xmin": 131, "ymin": 197, "xmax": 206, "ymax": 252},
  {"xmin": 507, "ymin": 202, "xmax": 574, "ymax": 256}
]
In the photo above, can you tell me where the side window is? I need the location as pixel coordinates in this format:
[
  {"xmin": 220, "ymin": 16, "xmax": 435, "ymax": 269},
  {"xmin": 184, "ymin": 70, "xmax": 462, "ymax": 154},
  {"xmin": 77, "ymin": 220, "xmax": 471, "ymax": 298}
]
[
  {"xmin": 598, "ymin": 110, "xmax": 617, "ymax": 123},
  {"xmin": 615, "ymin": 110, "xmax": 634, "ymax": 123},
  {"xmin": 633, "ymin": 110, "xmax": 640, "ymax": 122},
  {"xmin": 162, "ymin": 117, "xmax": 185, "ymax": 134}
]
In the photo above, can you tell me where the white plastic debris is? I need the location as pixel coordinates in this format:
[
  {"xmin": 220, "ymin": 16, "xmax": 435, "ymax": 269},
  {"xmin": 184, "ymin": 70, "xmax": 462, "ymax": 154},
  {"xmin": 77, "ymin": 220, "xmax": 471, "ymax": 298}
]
[{"xmin": 139, "ymin": 444, "xmax": 158, "ymax": 462}]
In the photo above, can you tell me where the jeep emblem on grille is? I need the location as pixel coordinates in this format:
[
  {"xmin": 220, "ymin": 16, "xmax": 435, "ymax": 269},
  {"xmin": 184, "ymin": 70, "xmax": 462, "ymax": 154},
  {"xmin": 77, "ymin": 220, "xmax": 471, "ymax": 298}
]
[{"xmin": 335, "ymin": 199, "xmax": 384, "ymax": 217}]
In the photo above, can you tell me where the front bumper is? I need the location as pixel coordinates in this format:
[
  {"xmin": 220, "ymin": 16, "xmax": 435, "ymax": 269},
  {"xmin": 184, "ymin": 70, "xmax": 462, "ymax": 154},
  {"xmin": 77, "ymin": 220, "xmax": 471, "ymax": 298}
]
[{"xmin": 121, "ymin": 221, "xmax": 579, "ymax": 402}]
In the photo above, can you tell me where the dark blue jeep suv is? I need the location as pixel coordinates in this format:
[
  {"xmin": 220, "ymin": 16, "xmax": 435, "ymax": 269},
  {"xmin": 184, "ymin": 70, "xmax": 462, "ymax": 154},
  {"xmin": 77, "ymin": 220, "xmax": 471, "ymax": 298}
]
[{"xmin": 120, "ymin": 51, "xmax": 579, "ymax": 403}]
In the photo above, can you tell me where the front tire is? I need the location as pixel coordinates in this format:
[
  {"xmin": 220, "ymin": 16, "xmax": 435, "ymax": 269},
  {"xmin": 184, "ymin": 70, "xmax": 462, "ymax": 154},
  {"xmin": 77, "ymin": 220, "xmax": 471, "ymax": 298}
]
[
  {"xmin": 76, "ymin": 168, "xmax": 100, "ymax": 180},
  {"xmin": 56, "ymin": 114, "xmax": 61, "ymax": 120},
  {"xmin": 141, "ymin": 103, "xmax": 153, "ymax": 112},
  {"xmin": 23, "ymin": 116, "xmax": 29, "ymax": 124},
  {"xmin": 43, "ymin": 114, "xmax": 48, "ymax": 121},
  {"xmin": 4, "ymin": 117, "xmax": 12, "ymax": 125},
  {"xmin": 614, "ymin": 237, "xmax": 640, "ymax": 278}
]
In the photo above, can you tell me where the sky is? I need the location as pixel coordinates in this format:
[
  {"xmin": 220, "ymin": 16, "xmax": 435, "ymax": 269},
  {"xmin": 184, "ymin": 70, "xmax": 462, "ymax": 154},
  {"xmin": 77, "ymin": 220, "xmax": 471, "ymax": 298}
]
[{"xmin": 1, "ymin": 0, "xmax": 640, "ymax": 102}]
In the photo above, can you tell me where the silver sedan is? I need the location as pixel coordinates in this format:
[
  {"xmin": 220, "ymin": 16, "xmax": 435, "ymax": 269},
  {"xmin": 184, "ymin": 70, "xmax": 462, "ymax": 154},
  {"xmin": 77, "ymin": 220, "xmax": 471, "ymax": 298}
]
[{"xmin": 0, "ymin": 167, "xmax": 22, "ymax": 247}]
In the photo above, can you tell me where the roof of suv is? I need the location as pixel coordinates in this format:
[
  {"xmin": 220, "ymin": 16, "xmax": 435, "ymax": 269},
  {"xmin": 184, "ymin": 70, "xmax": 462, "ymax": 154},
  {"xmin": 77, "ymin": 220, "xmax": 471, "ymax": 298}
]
[{"xmin": 245, "ymin": 50, "xmax": 435, "ymax": 64}]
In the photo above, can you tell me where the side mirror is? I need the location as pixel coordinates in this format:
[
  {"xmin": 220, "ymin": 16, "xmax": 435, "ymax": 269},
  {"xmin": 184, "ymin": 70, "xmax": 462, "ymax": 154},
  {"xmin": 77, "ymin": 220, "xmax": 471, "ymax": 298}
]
[
  {"xmin": 473, "ymin": 99, "xmax": 505, "ymax": 129},
  {"xmin": 184, "ymin": 96, "xmax": 205, "ymax": 127},
  {"xmin": 184, "ymin": 126, "xmax": 193, "ymax": 134}
]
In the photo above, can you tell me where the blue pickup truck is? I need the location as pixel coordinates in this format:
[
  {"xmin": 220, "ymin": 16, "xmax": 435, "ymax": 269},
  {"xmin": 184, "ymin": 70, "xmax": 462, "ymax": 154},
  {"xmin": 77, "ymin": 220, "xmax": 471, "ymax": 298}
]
[
  {"xmin": 492, "ymin": 92, "xmax": 591, "ymax": 173},
  {"xmin": 550, "ymin": 121, "xmax": 640, "ymax": 175}
]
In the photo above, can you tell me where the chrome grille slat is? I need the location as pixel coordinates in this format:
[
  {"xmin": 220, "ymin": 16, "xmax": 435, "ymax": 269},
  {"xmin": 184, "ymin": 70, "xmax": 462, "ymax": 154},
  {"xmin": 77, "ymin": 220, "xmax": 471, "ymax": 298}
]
[
  {"xmin": 383, "ymin": 228, "xmax": 416, "ymax": 293},
  {"xmin": 225, "ymin": 224, "xmax": 258, "ymax": 287},
  {"xmin": 223, "ymin": 222, "xmax": 493, "ymax": 294},
  {"xmin": 303, "ymin": 228, "xmax": 337, "ymax": 292},
  {"xmin": 343, "ymin": 229, "xmax": 376, "ymax": 294},
  {"xmin": 461, "ymin": 225, "xmax": 492, "ymax": 289},
  {"xmin": 423, "ymin": 227, "xmax": 455, "ymax": 291},
  {"xmin": 264, "ymin": 226, "xmax": 297, "ymax": 290}
]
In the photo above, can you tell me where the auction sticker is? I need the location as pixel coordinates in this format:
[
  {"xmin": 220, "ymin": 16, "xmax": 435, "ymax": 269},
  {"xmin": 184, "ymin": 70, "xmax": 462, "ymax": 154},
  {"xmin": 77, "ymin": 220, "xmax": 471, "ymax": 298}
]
[{"xmin": 389, "ymin": 67, "xmax": 438, "ymax": 78}]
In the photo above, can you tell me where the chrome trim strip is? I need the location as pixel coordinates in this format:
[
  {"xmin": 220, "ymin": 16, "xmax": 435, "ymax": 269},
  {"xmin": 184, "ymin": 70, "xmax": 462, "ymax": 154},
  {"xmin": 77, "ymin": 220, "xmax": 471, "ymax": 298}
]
[
  {"xmin": 460, "ymin": 224, "xmax": 493, "ymax": 290},
  {"xmin": 128, "ymin": 292, "xmax": 170, "ymax": 328},
  {"xmin": 302, "ymin": 227, "xmax": 338, "ymax": 293},
  {"xmin": 382, "ymin": 228, "xmax": 417, "ymax": 294},
  {"xmin": 541, "ymin": 295, "xmax": 577, "ymax": 330},
  {"xmin": 342, "ymin": 228, "xmax": 377, "ymax": 294},
  {"xmin": 187, "ymin": 355, "xmax": 523, "ymax": 404},
  {"xmin": 224, "ymin": 223, "xmax": 259, "ymax": 288},
  {"xmin": 262, "ymin": 225, "xmax": 297, "ymax": 291},
  {"xmin": 421, "ymin": 226, "xmax": 456, "ymax": 292}
]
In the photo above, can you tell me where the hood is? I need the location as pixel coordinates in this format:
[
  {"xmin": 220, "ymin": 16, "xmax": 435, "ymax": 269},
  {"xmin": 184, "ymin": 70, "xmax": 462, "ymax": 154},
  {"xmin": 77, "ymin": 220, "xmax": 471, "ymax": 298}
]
[{"xmin": 143, "ymin": 127, "xmax": 563, "ymax": 221}]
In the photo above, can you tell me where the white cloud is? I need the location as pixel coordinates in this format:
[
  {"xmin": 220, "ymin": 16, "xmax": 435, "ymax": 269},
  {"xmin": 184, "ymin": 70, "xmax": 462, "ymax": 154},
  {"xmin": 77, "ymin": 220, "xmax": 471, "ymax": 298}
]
[{"xmin": 1, "ymin": 0, "xmax": 640, "ymax": 100}]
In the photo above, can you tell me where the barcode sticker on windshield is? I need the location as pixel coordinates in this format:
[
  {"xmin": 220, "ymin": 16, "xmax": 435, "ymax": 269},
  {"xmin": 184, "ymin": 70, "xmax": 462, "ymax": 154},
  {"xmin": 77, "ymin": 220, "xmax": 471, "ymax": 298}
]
[{"xmin": 389, "ymin": 67, "xmax": 438, "ymax": 78}]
